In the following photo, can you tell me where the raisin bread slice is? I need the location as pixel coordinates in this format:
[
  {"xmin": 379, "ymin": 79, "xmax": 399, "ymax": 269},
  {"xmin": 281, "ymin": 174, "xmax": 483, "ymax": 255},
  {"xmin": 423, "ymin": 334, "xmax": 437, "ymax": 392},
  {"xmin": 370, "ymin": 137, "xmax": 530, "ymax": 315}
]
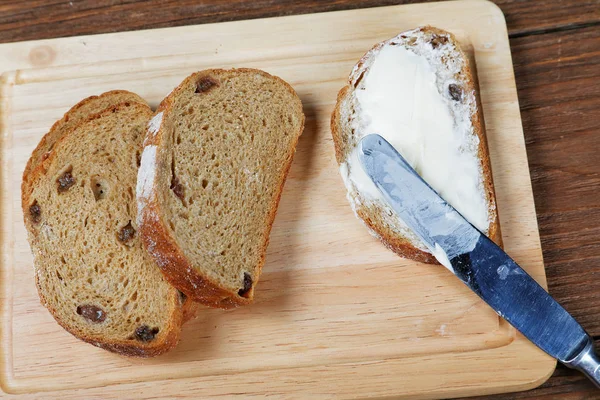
[
  {"xmin": 137, "ymin": 69, "xmax": 304, "ymax": 309},
  {"xmin": 23, "ymin": 90, "xmax": 198, "ymax": 324},
  {"xmin": 331, "ymin": 27, "xmax": 502, "ymax": 264},
  {"xmin": 22, "ymin": 101, "xmax": 187, "ymax": 357}
]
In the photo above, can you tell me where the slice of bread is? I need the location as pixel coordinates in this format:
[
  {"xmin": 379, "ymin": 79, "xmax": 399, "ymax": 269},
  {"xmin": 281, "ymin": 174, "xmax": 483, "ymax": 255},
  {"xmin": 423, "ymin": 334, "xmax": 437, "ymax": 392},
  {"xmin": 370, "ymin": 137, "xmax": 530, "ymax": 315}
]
[
  {"xmin": 331, "ymin": 26, "xmax": 501, "ymax": 264},
  {"xmin": 137, "ymin": 68, "xmax": 304, "ymax": 308},
  {"xmin": 23, "ymin": 90, "xmax": 198, "ymax": 325},
  {"xmin": 22, "ymin": 101, "xmax": 188, "ymax": 357}
]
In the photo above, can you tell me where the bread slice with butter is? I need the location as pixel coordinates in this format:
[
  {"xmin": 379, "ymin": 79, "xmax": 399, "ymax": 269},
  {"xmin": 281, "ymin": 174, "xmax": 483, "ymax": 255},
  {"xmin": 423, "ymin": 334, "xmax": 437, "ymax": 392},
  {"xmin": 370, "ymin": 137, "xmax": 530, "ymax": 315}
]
[
  {"xmin": 331, "ymin": 26, "xmax": 502, "ymax": 264},
  {"xmin": 137, "ymin": 68, "xmax": 304, "ymax": 309},
  {"xmin": 22, "ymin": 101, "xmax": 190, "ymax": 357}
]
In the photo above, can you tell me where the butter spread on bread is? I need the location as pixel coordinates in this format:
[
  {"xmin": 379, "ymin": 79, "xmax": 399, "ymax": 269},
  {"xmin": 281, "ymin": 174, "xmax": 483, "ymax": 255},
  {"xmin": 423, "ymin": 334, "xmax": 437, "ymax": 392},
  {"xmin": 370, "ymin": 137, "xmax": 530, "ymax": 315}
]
[{"xmin": 331, "ymin": 26, "xmax": 501, "ymax": 264}]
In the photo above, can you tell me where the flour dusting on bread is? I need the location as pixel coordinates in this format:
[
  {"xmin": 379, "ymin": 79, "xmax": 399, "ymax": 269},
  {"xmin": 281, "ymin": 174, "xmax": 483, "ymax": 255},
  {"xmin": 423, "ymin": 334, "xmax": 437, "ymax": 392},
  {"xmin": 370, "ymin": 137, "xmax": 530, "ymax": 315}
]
[
  {"xmin": 146, "ymin": 112, "xmax": 164, "ymax": 142},
  {"xmin": 136, "ymin": 144, "xmax": 157, "ymax": 224},
  {"xmin": 137, "ymin": 68, "xmax": 305, "ymax": 308}
]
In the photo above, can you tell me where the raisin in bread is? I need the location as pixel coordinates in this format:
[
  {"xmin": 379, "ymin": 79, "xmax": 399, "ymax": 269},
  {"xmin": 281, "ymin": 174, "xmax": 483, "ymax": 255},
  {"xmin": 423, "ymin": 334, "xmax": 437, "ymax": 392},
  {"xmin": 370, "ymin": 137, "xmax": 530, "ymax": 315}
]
[
  {"xmin": 22, "ymin": 101, "xmax": 188, "ymax": 357},
  {"xmin": 137, "ymin": 69, "xmax": 304, "ymax": 309},
  {"xmin": 331, "ymin": 27, "xmax": 502, "ymax": 264}
]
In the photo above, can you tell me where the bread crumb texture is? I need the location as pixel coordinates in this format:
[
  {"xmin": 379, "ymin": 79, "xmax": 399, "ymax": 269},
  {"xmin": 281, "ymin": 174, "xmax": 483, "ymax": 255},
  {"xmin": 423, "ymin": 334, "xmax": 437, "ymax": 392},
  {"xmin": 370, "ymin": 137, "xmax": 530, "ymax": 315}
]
[{"xmin": 139, "ymin": 68, "xmax": 304, "ymax": 306}]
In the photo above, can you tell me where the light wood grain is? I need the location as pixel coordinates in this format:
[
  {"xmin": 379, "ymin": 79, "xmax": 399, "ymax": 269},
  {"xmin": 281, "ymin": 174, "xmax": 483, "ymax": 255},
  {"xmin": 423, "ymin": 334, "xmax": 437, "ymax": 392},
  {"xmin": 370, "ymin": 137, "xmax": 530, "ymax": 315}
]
[{"xmin": 0, "ymin": 1, "xmax": 554, "ymax": 398}]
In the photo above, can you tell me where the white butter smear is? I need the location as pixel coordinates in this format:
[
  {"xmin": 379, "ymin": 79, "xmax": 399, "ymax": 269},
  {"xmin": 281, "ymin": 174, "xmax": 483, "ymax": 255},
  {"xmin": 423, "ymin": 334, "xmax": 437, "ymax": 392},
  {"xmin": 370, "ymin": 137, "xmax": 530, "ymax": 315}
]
[{"xmin": 342, "ymin": 41, "xmax": 489, "ymax": 238}]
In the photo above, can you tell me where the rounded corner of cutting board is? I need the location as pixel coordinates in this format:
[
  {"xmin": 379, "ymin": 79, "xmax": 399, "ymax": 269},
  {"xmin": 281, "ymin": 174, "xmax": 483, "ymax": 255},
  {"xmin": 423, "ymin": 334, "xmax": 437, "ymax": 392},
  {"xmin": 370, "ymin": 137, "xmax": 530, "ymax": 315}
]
[
  {"xmin": 481, "ymin": 0, "xmax": 508, "ymax": 23},
  {"xmin": 500, "ymin": 335, "xmax": 558, "ymax": 393},
  {"xmin": 0, "ymin": 369, "xmax": 18, "ymax": 396},
  {"xmin": 520, "ymin": 352, "xmax": 557, "ymax": 391},
  {"xmin": 451, "ymin": 0, "xmax": 507, "ymax": 26}
]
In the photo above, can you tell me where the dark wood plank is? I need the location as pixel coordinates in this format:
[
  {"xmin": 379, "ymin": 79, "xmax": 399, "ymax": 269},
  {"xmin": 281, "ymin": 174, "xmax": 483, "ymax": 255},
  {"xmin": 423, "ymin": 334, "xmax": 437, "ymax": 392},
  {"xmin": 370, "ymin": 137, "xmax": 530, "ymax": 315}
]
[
  {"xmin": 516, "ymin": 26, "xmax": 600, "ymax": 333},
  {"xmin": 0, "ymin": 0, "xmax": 598, "ymax": 44},
  {"xmin": 503, "ymin": 0, "xmax": 600, "ymax": 37}
]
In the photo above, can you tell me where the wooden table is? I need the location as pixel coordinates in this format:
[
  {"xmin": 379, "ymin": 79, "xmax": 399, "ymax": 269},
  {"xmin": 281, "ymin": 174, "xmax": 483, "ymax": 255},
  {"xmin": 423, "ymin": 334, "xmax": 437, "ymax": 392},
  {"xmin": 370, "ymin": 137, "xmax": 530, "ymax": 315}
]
[{"xmin": 2, "ymin": 1, "xmax": 599, "ymax": 398}]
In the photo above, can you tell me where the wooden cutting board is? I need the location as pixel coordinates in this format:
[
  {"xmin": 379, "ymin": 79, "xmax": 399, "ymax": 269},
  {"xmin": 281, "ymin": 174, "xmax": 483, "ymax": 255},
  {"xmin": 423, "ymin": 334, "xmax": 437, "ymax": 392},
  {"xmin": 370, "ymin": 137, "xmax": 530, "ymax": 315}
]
[{"xmin": 0, "ymin": 1, "xmax": 556, "ymax": 398}]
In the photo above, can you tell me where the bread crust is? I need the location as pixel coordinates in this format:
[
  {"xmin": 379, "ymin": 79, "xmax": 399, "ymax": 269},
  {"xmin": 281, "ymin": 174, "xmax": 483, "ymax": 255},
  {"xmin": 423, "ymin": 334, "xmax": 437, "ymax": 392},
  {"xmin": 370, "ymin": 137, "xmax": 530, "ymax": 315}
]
[
  {"xmin": 22, "ymin": 101, "xmax": 187, "ymax": 357},
  {"xmin": 22, "ymin": 90, "xmax": 147, "ymax": 190},
  {"xmin": 181, "ymin": 293, "xmax": 199, "ymax": 322},
  {"xmin": 331, "ymin": 27, "xmax": 502, "ymax": 265},
  {"xmin": 138, "ymin": 68, "xmax": 305, "ymax": 309}
]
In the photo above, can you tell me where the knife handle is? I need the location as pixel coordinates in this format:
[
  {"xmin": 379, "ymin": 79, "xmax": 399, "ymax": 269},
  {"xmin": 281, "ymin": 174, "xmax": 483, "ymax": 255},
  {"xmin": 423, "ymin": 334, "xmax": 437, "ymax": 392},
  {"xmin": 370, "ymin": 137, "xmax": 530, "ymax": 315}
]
[{"xmin": 564, "ymin": 337, "xmax": 600, "ymax": 388}]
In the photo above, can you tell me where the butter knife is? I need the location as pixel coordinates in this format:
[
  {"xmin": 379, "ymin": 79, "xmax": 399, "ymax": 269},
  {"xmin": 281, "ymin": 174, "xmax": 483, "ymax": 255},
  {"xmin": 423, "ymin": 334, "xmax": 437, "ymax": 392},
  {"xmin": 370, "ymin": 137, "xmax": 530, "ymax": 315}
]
[{"xmin": 358, "ymin": 133, "xmax": 600, "ymax": 387}]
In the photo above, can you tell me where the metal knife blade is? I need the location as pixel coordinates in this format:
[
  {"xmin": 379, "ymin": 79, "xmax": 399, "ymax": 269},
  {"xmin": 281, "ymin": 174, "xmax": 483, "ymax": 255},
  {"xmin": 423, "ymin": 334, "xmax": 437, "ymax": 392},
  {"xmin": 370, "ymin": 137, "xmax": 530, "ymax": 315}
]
[{"xmin": 358, "ymin": 133, "xmax": 600, "ymax": 386}]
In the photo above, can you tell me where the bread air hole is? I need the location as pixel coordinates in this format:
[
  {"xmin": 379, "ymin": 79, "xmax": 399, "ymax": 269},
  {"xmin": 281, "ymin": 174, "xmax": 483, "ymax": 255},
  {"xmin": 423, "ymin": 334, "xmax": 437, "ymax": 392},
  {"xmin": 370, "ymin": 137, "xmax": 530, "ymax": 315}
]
[
  {"xmin": 178, "ymin": 290, "xmax": 187, "ymax": 305},
  {"xmin": 90, "ymin": 176, "xmax": 109, "ymax": 201},
  {"xmin": 170, "ymin": 157, "xmax": 186, "ymax": 205}
]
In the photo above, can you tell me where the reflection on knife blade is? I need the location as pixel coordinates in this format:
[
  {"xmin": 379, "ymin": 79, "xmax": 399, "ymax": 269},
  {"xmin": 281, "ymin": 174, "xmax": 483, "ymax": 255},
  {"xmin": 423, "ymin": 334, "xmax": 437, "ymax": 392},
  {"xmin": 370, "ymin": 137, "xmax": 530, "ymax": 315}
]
[{"xmin": 358, "ymin": 133, "xmax": 600, "ymax": 388}]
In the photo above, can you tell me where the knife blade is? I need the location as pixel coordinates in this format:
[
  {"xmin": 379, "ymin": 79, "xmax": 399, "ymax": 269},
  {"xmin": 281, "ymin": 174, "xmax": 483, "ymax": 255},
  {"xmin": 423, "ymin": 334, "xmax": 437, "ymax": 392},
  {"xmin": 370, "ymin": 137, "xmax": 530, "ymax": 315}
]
[{"xmin": 358, "ymin": 133, "xmax": 600, "ymax": 387}]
